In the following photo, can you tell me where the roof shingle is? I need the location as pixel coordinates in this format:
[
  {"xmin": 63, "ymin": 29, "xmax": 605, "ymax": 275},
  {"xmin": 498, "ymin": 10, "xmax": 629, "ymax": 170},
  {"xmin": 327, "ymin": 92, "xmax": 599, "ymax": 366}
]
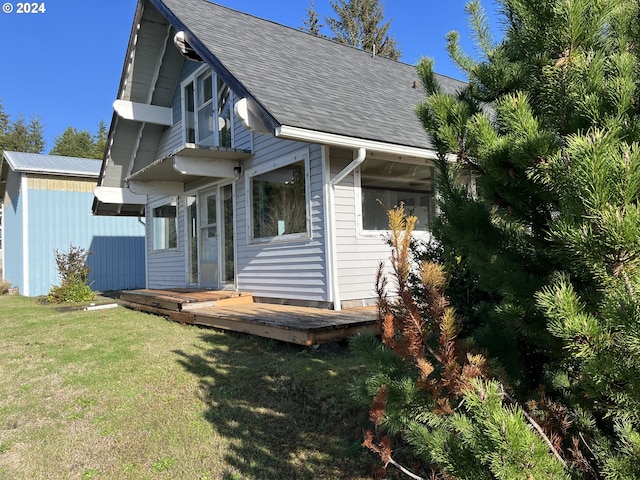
[{"xmin": 154, "ymin": 0, "xmax": 465, "ymax": 150}]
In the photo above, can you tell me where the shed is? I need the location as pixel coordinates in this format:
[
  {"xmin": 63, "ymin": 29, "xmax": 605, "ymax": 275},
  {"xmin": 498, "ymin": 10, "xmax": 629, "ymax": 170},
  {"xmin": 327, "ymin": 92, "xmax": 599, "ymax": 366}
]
[{"xmin": 1, "ymin": 151, "xmax": 146, "ymax": 296}]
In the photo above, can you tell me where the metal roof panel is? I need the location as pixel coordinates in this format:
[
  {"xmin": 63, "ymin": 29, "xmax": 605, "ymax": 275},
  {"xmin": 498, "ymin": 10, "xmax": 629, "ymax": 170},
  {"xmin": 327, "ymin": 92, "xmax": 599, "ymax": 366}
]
[{"xmin": 2, "ymin": 151, "xmax": 101, "ymax": 177}]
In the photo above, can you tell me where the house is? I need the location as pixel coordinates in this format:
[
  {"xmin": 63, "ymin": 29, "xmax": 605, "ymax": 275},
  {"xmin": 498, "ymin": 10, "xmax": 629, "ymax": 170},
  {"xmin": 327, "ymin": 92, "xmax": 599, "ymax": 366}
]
[
  {"xmin": 1, "ymin": 151, "xmax": 146, "ymax": 297},
  {"xmin": 92, "ymin": 0, "xmax": 464, "ymax": 310}
]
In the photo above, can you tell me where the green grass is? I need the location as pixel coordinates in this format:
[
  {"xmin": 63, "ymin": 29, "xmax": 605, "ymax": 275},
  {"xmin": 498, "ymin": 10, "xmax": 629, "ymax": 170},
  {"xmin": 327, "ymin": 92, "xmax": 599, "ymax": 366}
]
[{"xmin": 0, "ymin": 295, "xmax": 374, "ymax": 479}]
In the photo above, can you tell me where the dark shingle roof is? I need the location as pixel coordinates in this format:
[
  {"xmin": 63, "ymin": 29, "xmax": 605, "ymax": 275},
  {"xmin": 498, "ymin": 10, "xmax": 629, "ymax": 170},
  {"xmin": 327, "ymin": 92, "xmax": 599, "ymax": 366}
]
[{"xmin": 152, "ymin": 0, "xmax": 465, "ymax": 150}]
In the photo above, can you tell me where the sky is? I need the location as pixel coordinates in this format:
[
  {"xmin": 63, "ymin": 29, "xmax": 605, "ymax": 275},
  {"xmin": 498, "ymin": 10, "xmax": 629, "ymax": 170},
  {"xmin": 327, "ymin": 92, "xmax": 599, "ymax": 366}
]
[{"xmin": 0, "ymin": 0, "xmax": 503, "ymax": 153}]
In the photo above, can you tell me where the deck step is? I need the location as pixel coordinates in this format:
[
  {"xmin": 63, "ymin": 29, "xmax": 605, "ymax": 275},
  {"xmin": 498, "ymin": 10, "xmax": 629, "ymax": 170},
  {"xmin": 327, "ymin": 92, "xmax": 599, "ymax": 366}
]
[
  {"xmin": 181, "ymin": 293, "xmax": 254, "ymax": 311},
  {"xmin": 120, "ymin": 289, "xmax": 254, "ymax": 313}
]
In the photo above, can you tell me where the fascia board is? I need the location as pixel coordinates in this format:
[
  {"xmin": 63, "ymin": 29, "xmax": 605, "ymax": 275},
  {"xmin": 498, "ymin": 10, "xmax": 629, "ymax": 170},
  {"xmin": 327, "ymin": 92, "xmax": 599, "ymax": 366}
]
[{"xmin": 275, "ymin": 125, "xmax": 439, "ymax": 160}]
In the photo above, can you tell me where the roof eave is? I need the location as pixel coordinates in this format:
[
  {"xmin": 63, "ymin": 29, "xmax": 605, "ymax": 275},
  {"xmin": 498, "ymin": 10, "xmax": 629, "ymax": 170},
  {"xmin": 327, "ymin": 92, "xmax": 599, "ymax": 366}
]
[
  {"xmin": 274, "ymin": 125, "xmax": 439, "ymax": 160},
  {"xmin": 148, "ymin": 0, "xmax": 281, "ymax": 134}
]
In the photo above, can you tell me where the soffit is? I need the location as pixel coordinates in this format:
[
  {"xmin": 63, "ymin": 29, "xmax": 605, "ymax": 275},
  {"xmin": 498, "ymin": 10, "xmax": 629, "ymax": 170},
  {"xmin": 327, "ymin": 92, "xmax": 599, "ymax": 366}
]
[{"xmin": 126, "ymin": 144, "xmax": 251, "ymax": 182}]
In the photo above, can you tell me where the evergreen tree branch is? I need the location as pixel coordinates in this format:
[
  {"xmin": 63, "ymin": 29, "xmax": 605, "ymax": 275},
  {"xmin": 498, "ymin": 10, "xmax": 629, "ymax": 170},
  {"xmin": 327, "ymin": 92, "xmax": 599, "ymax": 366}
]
[{"xmin": 500, "ymin": 385, "xmax": 567, "ymax": 467}]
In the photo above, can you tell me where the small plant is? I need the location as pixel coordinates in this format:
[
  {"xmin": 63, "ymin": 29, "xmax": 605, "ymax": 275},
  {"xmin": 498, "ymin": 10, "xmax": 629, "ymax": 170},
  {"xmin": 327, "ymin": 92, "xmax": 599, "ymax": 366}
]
[
  {"xmin": 151, "ymin": 457, "xmax": 176, "ymax": 472},
  {"xmin": 81, "ymin": 469, "xmax": 99, "ymax": 480},
  {"xmin": 0, "ymin": 280, "xmax": 10, "ymax": 295},
  {"xmin": 47, "ymin": 244, "xmax": 96, "ymax": 303}
]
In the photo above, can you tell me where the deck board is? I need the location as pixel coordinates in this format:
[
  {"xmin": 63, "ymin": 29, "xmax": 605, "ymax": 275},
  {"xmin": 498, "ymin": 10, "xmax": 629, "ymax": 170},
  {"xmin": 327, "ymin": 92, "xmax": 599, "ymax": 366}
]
[{"xmin": 120, "ymin": 289, "xmax": 380, "ymax": 345}]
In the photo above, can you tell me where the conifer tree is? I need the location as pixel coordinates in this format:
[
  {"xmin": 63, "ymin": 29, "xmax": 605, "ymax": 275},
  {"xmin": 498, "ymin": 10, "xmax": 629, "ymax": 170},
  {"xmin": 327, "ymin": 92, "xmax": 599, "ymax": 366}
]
[
  {"xmin": 0, "ymin": 113, "xmax": 45, "ymax": 154},
  {"xmin": 301, "ymin": 0, "xmax": 325, "ymax": 37},
  {"xmin": 354, "ymin": 0, "xmax": 640, "ymax": 477},
  {"xmin": 0, "ymin": 100, "xmax": 9, "ymax": 143},
  {"xmin": 326, "ymin": 0, "xmax": 401, "ymax": 60},
  {"xmin": 49, "ymin": 123, "xmax": 107, "ymax": 159},
  {"xmin": 92, "ymin": 120, "xmax": 108, "ymax": 159}
]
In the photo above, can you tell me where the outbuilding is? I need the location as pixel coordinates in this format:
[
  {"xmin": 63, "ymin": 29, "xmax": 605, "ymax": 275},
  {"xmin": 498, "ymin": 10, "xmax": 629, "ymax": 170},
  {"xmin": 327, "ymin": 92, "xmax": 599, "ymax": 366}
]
[{"xmin": 1, "ymin": 151, "xmax": 146, "ymax": 296}]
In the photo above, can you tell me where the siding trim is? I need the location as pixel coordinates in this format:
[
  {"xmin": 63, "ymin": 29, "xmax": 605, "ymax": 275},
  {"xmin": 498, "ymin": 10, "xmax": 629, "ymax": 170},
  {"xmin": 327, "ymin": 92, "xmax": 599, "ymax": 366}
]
[
  {"xmin": 21, "ymin": 175, "xmax": 29, "ymax": 296},
  {"xmin": 323, "ymin": 145, "xmax": 338, "ymax": 309}
]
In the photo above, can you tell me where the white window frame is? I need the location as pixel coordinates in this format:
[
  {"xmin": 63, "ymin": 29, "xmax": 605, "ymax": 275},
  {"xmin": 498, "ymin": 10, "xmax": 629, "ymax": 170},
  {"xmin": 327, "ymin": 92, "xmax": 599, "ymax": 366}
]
[
  {"xmin": 180, "ymin": 64, "xmax": 234, "ymax": 148},
  {"xmin": 245, "ymin": 148, "xmax": 312, "ymax": 244},
  {"xmin": 150, "ymin": 197, "xmax": 179, "ymax": 252},
  {"xmin": 355, "ymin": 161, "xmax": 435, "ymax": 238}
]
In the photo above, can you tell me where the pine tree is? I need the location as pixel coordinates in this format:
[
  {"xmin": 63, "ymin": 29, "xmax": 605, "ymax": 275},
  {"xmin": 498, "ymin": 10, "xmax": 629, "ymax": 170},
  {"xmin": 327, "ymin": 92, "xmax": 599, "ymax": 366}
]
[
  {"xmin": 0, "ymin": 100, "xmax": 9, "ymax": 143},
  {"xmin": 354, "ymin": 0, "xmax": 640, "ymax": 477},
  {"xmin": 92, "ymin": 120, "xmax": 108, "ymax": 159},
  {"xmin": 301, "ymin": 0, "xmax": 325, "ymax": 37},
  {"xmin": 326, "ymin": 0, "xmax": 401, "ymax": 60},
  {"xmin": 2, "ymin": 114, "xmax": 44, "ymax": 154},
  {"xmin": 352, "ymin": 207, "xmax": 569, "ymax": 479},
  {"xmin": 26, "ymin": 115, "xmax": 45, "ymax": 154},
  {"xmin": 50, "ymin": 124, "xmax": 105, "ymax": 159}
]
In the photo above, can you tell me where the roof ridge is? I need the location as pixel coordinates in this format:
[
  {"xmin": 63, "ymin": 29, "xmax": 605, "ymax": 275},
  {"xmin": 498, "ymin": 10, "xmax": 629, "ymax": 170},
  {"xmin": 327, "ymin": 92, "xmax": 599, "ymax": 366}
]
[{"xmin": 184, "ymin": 0, "xmax": 435, "ymax": 70}]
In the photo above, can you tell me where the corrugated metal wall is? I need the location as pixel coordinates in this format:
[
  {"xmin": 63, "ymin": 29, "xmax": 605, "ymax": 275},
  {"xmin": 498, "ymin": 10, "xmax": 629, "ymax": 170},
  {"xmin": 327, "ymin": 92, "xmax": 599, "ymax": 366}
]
[
  {"xmin": 2, "ymin": 172, "xmax": 25, "ymax": 291},
  {"xmin": 4, "ymin": 171, "xmax": 146, "ymax": 297}
]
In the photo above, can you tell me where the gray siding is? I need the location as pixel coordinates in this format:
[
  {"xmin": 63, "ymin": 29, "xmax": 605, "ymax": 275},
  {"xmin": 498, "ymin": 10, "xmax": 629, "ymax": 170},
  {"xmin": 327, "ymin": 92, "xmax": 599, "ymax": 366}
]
[
  {"xmin": 330, "ymin": 148, "xmax": 393, "ymax": 304},
  {"xmin": 147, "ymin": 60, "xmax": 331, "ymax": 300},
  {"xmin": 235, "ymin": 136, "xmax": 328, "ymax": 302},
  {"xmin": 146, "ymin": 195, "xmax": 187, "ymax": 289},
  {"xmin": 156, "ymin": 121, "xmax": 184, "ymax": 160}
]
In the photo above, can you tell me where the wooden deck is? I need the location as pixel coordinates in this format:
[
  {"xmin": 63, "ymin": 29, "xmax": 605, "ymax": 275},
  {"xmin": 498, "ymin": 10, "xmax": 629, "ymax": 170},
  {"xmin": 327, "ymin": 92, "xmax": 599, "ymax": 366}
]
[{"xmin": 120, "ymin": 289, "xmax": 380, "ymax": 345}]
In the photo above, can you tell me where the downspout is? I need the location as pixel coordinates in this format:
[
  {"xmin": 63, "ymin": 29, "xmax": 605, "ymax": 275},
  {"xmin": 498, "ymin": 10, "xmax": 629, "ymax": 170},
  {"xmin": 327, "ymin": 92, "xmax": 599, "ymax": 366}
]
[
  {"xmin": 330, "ymin": 147, "xmax": 366, "ymax": 187},
  {"xmin": 328, "ymin": 147, "xmax": 366, "ymax": 311}
]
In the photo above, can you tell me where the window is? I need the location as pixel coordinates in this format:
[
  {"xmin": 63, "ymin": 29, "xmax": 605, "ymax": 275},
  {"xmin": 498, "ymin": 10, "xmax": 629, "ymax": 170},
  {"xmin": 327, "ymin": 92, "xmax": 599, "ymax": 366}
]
[
  {"xmin": 359, "ymin": 160, "xmax": 435, "ymax": 232},
  {"xmin": 182, "ymin": 66, "xmax": 232, "ymax": 147},
  {"xmin": 152, "ymin": 200, "xmax": 178, "ymax": 250},
  {"xmin": 250, "ymin": 156, "xmax": 309, "ymax": 240}
]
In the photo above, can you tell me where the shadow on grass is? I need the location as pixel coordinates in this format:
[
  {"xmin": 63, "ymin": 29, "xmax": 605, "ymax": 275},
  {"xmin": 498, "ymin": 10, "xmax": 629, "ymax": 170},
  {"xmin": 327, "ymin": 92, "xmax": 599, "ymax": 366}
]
[{"xmin": 173, "ymin": 331, "xmax": 371, "ymax": 480}]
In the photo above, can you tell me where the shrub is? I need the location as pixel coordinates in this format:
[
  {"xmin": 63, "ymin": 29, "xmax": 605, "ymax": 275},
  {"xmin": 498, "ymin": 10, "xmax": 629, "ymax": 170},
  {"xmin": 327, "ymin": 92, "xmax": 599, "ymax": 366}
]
[
  {"xmin": 352, "ymin": 206, "xmax": 570, "ymax": 479},
  {"xmin": 0, "ymin": 279, "xmax": 11, "ymax": 295},
  {"xmin": 47, "ymin": 245, "xmax": 96, "ymax": 303}
]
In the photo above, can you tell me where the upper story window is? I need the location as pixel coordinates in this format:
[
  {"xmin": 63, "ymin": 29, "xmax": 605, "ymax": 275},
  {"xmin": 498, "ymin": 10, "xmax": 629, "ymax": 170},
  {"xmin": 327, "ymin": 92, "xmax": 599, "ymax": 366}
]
[{"xmin": 181, "ymin": 66, "xmax": 233, "ymax": 148}]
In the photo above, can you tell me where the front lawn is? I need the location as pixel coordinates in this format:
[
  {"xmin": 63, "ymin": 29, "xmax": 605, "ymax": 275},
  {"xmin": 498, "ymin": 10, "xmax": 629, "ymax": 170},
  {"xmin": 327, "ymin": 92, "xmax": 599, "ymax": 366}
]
[{"xmin": 0, "ymin": 295, "xmax": 373, "ymax": 479}]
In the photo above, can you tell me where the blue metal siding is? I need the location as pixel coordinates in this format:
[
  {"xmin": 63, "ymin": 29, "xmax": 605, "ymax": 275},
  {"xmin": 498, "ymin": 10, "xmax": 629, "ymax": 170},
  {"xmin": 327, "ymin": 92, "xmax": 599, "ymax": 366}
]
[
  {"xmin": 87, "ymin": 236, "xmax": 145, "ymax": 291},
  {"xmin": 27, "ymin": 189, "xmax": 145, "ymax": 296},
  {"xmin": 2, "ymin": 172, "xmax": 24, "ymax": 291}
]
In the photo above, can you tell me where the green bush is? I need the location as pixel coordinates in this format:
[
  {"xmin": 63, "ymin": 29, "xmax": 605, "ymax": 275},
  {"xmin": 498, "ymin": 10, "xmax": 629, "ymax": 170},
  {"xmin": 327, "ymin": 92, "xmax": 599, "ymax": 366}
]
[
  {"xmin": 47, "ymin": 245, "xmax": 96, "ymax": 304},
  {"xmin": 47, "ymin": 281, "xmax": 95, "ymax": 304}
]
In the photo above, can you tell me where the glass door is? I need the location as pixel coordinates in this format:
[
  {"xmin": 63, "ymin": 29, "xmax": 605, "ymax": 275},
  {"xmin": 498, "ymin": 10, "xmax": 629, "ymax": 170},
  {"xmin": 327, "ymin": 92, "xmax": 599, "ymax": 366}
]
[
  {"xmin": 187, "ymin": 195, "xmax": 198, "ymax": 285},
  {"xmin": 193, "ymin": 184, "xmax": 235, "ymax": 289},
  {"xmin": 220, "ymin": 183, "xmax": 235, "ymax": 286},
  {"xmin": 198, "ymin": 189, "xmax": 218, "ymax": 287}
]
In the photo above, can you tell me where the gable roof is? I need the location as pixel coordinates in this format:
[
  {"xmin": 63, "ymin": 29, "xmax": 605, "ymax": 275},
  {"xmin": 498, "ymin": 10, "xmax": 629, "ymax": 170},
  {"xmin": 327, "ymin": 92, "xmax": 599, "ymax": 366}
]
[
  {"xmin": 93, "ymin": 0, "xmax": 466, "ymax": 216},
  {"xmin": 1, "ymin": 151, "xmax": 101, "ymax": 198},
  {"xmin": 2, "ymin": 151, "xmax": 101, "ymax": 177},
  {"xmin": 152, "ymin": 0, "xmax": 464, "ymax": 150}
]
